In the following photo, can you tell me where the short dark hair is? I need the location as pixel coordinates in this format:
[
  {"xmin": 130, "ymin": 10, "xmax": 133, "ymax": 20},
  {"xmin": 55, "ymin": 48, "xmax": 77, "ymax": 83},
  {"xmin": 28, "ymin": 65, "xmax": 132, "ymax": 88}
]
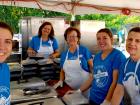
[
  {"xmin": 38, "ymin": 21, "xmax": 54, "ymax": 40},
  {"xmin": 64, "ymin": 27, "xmax": 81, "ymax": 41},
  {"xmin": 128, "ymin": 27, "xmax": 140, "ymax": 34},
  {"xmin": 97, "ymin": 28, "xmax": 113, "ymax": 39},
  {"xmin": 0, "ymin": 22, "xmax": 13, "ymax": 37}
]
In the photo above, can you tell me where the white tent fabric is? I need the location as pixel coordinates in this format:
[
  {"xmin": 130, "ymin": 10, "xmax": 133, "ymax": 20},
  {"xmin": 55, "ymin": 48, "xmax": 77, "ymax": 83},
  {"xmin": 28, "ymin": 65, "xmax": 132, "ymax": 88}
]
[{"xmin": 0, "ymin": 0, "xmax": 140, "ymax": 15}]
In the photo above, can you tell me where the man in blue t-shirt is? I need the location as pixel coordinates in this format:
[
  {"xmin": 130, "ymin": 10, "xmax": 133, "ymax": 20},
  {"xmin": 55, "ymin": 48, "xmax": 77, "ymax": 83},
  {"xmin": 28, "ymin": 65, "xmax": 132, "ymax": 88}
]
[
  {"xmin": 0, "ymin": 22, "xmax": 13, "ymax": 105},
  {"xmin": 111, "ymin": 27, "xmax": 140, "ymax": 105}
]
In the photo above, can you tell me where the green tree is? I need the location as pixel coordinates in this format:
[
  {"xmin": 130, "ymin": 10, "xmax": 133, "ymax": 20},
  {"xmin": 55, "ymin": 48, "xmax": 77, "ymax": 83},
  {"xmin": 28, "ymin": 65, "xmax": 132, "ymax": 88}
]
[
  {"xmin": 0, "ymin": 5, "xmax": 140, "ymax": 33},
  {"xmin": 76, "ymin": 14, "xmax": 140, "ymax": 33},
  {"xmin": 0, "ymin": 5, "xmax": 69, "ymax": 33}
]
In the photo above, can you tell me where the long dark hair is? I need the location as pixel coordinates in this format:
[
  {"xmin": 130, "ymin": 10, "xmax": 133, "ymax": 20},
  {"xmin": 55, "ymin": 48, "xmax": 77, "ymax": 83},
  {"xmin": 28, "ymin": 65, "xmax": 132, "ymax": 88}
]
[{"xmin": 38, "ymin": 21, "xmax": 54, "ymax": 40}]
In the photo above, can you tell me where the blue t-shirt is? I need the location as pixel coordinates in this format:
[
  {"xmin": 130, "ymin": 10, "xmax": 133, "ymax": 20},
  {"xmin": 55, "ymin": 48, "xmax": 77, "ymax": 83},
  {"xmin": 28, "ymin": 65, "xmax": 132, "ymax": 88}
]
[
  {"xmin": 90, "ymin": 48, "xmax": 126, "ymax": 104},
  {"xmin": 60, "ymin": 45, "xmax": 92, "ymax": 72},
  {"xmin": 118, "ymin": 58, "xmax": 140, "ymax": 86},
  {"xmin": 0, "ymin": 63, "xmax": 10, "ymax": 105},
  {"xmin": 29, "ymin": 36, "xmax": 59, "ymax": 52}
]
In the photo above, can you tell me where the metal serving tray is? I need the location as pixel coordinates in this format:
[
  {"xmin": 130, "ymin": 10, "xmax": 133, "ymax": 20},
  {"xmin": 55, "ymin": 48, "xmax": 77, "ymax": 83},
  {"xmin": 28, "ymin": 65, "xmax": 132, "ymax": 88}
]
[{"xmin": 11, "ymin": 78, "xmax": 58, "ymax": 104}]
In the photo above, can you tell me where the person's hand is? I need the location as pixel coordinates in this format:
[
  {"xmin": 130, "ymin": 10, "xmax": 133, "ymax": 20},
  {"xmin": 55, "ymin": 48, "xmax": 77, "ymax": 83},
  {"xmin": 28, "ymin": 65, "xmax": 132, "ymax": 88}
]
[
  {"xmin": 53, "ymin": 80, "xmax": 63, "ymax": 89},
  {"xmin": 100, "ymin": 100, "xmax": 110, "ymax": 105},
  {"xmin": 49, "ymin": 54, "xmax": 55, "ymax": 59},
  {"xmin": 27, "ymin": 48, "xmax": 36, "ymax": 57},
  {"xmin": 65, "ymin": 89, "xmax": 81, "ymax": 95}
]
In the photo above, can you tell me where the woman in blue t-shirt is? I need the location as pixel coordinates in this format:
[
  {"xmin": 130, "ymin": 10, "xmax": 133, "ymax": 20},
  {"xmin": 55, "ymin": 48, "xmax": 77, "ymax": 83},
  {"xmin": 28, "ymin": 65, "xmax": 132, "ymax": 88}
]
[
  {"xmin": 0, "ymin": 22, "xmax": 13, "ymax": 105},
  {"xmin": 111, "ymin": 27, "xmax": 140, "ymax": 105},
  {"xmin": 53, "ymin": 27, "xmax": 93, "ymax": 96},
  {"xmin": 71, "ymin": 28, "xmax": 126, "ymax": 105},
  {"xmin": 27, "ymin": 21, "xmax": 59, "ymax": 58},
  {"xmin": 89, "ymin": 28, "xmax": 126, "ymax": 105}
]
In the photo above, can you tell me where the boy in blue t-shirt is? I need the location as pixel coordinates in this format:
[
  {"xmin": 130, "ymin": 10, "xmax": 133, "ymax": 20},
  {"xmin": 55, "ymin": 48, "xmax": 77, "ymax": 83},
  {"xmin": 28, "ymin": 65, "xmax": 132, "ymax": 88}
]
[{"xmin": 0, "ymin": 22, "xmax": 13, "ymax": 105}]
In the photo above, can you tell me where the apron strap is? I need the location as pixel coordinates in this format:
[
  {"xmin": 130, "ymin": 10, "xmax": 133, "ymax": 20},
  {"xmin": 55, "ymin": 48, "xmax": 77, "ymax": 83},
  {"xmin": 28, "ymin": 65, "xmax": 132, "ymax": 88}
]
[
  {"xmin": 135, "ymin": 59, "xmax": 140, "ymax": 74},
  {"xmin": 135, "ymin": 59, "xmax": 140, "ymax": 86},
  {"xmin": 40, "ymin": 37, "xmax": 53, "ymax": 47},
  {"xmin": 124, "ymin": 58, "xmax": 140, "ymax": 86},
  {"xmin": 40, "ymin": 37, "xmax": 42, "ymax": 47},
  {"xmin": 124, "ymin": 58, "xmax": 130, "ymax": 73},
  {"xmin": 77, "ymin": 45, "xmax": 80, "ymax": 59},
  {"xmin": 48, "ymin": 39, "xmax": 53, "ymax": 48},
  {"xmin": 66, "ymin": 45, "xmax": 79, "ymax": 60}
]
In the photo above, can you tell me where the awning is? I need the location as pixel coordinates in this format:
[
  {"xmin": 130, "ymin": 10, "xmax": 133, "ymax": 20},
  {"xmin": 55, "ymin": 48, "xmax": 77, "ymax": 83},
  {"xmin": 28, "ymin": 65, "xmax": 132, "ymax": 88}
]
[{"xmin": 0, "ymin": 0, "xmax": 140, "ymax": 15}]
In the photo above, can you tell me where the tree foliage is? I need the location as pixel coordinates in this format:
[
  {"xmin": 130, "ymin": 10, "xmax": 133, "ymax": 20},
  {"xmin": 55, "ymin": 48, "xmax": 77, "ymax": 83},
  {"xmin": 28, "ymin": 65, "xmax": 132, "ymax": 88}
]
[
  {"xmin": 0, "ymin": 5, "xmax": 140, "ymax": 34},
  {"xmin": 76, "ymin": 14, "xmax": 140, "ymax": 33},
  {"xmin": 0, "ymin": 5, "xmax": 69, "ymax": 33}
]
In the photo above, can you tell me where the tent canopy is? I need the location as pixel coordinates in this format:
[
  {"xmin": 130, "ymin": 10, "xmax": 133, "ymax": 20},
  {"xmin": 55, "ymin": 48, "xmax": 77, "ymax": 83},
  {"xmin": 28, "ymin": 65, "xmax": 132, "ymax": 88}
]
[{"xmin": 0, "ymin": 0, "xmax": 140, "ymax": 15}]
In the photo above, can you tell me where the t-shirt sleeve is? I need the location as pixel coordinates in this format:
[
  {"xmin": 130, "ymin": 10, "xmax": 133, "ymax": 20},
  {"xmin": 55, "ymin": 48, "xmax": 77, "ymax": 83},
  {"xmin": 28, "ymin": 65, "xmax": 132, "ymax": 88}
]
[
  {"xmin": 118, "ymin": 63, "xmax": 125, "ymax": 85},
  {"xmin": 112, "ymin": 52, "xmax": 126, "ymax": 70},
  {"xmin": 29, "ymin": 36, "xmax": 35, "ymax": 49},
  {"xmin": 7, "ymin": 65, "xmax": 10, "ymax": 88},
  {"xmin": 3, "ymin": 64, "xmax": 10, "ymax": 91},
  {"xmin": 83, "ymin": 47, "xmax": 93, "ymax": 61},
  {"xmin": 80, "ymin": 46, "xmax": 93, "ymax": 72},
  {"xmin": 52, "ymin": 38, "xmax": 59, "ymax": 51},
  {"xmin": 60, "ymin": 52, "xmax": 66, "ymax": 68},
  {"xmin": 4, "ymin": 64, "xmax": 10, "ymax": 102}
]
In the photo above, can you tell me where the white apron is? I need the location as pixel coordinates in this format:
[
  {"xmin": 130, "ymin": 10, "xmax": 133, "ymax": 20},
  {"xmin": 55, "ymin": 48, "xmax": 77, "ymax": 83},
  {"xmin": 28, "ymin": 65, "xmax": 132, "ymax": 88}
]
[
  {"xmin": 123, "ymin": 59, "xmax": 140, "ymax": 105},
  {"xmin": 37, "ymin": 38, "xmax": 54, "ymax": 58},
  {"xmin": 63, "ymin": 46, "xmax": 89, "ymax": 90}
]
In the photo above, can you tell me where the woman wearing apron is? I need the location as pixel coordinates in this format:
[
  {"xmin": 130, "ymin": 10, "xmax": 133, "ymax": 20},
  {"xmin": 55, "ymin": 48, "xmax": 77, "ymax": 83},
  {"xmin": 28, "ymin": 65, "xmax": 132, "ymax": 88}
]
[
  {"xmin": 54, "ymin": 27, "xmax": 93, "ymax": 97},
  {"xmin": 27, "ymin": 21, "xmax": 59, "ymax": 58},
  {"xmin": 111, "ymin": 27, "xmax": 140, "ymax": 105}
]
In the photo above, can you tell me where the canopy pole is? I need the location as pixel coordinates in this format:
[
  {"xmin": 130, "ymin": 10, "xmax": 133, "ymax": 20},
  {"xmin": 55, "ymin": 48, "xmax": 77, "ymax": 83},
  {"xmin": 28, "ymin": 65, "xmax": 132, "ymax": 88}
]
[
  {"xmin": 70, "ymin": 0, "xmax": 76, "ymax": 21},
  {"xmin": 71, "ymin": 13, "xmax": 75, "ymax": 21}
]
